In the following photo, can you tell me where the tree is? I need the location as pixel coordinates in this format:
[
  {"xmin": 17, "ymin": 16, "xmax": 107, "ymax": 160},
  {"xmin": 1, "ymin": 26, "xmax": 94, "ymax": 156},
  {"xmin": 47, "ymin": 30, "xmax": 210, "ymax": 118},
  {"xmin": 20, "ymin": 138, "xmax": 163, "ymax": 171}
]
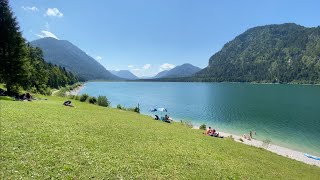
[
  {"xmin": 0, "ymin": 0, "xmax": 29, "ymax": 94},
  {"xmin": 24, "ymin": 44, "xmax": 49, "ymax": 93}
]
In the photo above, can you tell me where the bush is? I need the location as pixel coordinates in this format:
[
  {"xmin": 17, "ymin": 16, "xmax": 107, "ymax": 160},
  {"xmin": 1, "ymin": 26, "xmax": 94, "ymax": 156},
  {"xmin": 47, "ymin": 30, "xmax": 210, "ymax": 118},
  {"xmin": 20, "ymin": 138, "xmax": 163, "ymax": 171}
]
[
  {"xmin": 74, "ymin": 95, "xmax": 80, "ymax": 100},
  {"xmin": 199, "ymin": 124, "xmax": 206, "ymax": 130},
  {"xmin": 117, "ymin": 104, "xmax": 122, "ymax": 109},
  {"xmin": 68, "ymin": 95, "xmax": 75, "ymax": 99},
  {"xmin": 134, "ymin": 106, "xmax": 140, "ymax": 113},
  {"xmin": 117, "ymin": 104, "xmax": 139, "ymax": 113},
  {"xmin": 88, "ymin": 96, "xmax": 97, "ymax": 104},
  {"xmin": 56, "ymin": 87, "xmax": 67, "ymax": 97},
  {"xmin": 127, "ymin": 106, "xmax": 140, "ymax": 113},
  {"xmin": 80, "ymin": 94, "xmax": 89, "ymax": 102},
  {"xmin": 30, "ymin": 87, "xmax": 37, "ymax": 94},
  {"xmin": 45, "ymin": 87, "xmax": 52, "ymax": 95},
  {"xmin": 97, "ymin": 96, "xmax": 110, "ymax": 107}
]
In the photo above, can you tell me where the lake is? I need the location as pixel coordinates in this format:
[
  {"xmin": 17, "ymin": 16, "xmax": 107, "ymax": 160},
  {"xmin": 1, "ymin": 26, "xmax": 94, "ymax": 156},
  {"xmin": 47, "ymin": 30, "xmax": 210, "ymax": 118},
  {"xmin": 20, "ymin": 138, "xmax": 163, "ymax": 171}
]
[{"xmin": 79, "ymin": 82, "xmax": 320, "ymax": 156}]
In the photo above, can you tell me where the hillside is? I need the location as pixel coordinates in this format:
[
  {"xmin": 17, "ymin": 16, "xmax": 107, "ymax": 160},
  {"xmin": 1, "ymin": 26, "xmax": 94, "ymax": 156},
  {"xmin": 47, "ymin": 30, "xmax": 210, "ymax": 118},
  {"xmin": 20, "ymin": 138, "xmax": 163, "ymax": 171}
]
[
  {"xmin": 153, "ymin": 70, "xmax": 169, "ymax": 78},
  {"xmin": 1, "ymin": 96, "xmax": 319, "ymax": 179},
  {"xmin": 161, "ymin": 63, "xmax": 202, "ymax": 78},
  {"xmin": 153, "ymin": 64, "xmax": 201, "ymax": 79},
  {"xmin": 31, "ymin": 37, "xmax": 120, "ymax": 81},
  {"xmin": 196, "ymin": 23, "xmax": 320, "ymax": 83},
  {"xmin": 110, "ymin": 70, "xmax": 139, "ymax": 80}
]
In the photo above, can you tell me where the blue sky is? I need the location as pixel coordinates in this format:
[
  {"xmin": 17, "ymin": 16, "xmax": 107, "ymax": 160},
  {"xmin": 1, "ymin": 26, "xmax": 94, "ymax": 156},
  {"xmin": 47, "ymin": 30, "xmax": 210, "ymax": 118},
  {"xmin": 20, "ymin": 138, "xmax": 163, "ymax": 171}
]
[{"xmin": 10, "ymin": 0, "xmax": 320, "ymax": 77}]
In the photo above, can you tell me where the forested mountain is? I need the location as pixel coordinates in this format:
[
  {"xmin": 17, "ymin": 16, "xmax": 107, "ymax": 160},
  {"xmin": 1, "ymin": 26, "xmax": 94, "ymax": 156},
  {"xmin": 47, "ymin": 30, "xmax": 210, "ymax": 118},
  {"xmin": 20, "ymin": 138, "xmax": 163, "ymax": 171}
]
[
  {"xmin": 0, "ymin": 0, "xmax": 77, "ymax": 95},
  {"xmin": 26, "ymin": 45, "xmax": 78, "ymax": 91},
  {"xmin": 153, "ymin": 70, "xmax": 169, "ymax": 79},
  {"xmin": 110, "ymin": 70, "xmax": 139, "ymax": 80},
  {"xmin": 195, "ymin": 23, "xmax": 320, "ymax": 84},
  {"xmin": 160, "ymin": 63, "xmax": 202, "ymax": 78},
  {"xmin": 31, "ymin": 37, "xmax": 120, "ymax": 81}
]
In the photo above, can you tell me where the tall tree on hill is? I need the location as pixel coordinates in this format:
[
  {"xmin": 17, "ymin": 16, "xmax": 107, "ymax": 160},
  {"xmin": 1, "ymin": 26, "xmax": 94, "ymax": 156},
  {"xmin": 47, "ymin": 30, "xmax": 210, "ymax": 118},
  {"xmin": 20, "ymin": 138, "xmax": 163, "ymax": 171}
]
[
  {"xmin": 0, "ymin": 0, "xmax": 29, "ymax": 94},
  {"xmin": 24, "ymin": 44, "xmax": 49, "ymax": 93}
]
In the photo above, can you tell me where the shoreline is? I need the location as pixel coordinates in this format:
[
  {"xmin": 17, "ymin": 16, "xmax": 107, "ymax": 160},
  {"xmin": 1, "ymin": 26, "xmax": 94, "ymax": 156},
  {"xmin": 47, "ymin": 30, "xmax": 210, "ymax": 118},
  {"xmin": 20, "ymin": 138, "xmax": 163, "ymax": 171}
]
[
  {"xmin": 83, "ymin": 81, "xmax": 320, "ymax": 86},
  {"xmin": 66, "ymin": 84, "xmax": 84, "ymax": 96},
  {"xmin": 70, "ymin": 82, "xmax": 320, "ymax": 167},
  {"xmin": 192, "ymin": 126, "xmax": 320, "ymax": 167}
]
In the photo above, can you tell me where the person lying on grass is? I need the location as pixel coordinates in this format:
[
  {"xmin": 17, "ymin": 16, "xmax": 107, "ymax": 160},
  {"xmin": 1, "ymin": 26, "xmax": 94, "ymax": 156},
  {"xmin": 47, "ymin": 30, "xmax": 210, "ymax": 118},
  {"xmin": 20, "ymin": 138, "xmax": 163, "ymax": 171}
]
[
  {"xmin": 17, "ymin": 92, "xmax": 34, "ymax": 101},
  {"xmin": 63, "ymin": 100, "xmax": 74, "ymax": 107},
  {"xmin": 205, "ymin": 127, "xmax": 224, "ymax": 138},
  {"xmin": 211, "ymin": 129, "xmax": 224, "ymax": 138}
]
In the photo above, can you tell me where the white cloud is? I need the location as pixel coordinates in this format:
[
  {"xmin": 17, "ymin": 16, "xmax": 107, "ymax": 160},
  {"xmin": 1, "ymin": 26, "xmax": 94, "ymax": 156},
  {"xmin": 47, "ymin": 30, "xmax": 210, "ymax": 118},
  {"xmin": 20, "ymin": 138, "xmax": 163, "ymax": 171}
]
[
  {"xmin": 132, "ymin": 68, "xmax": 140, "ymax": 72},
  {"xmin": 128, "ymin": 65, "xmax": 134, "ymax": 68},
  {"xmin": 142, "ymin": 64, "xmax": 151, "ymax": 70},
  {"xmin": 96, "ymin": 56, "xmax": 102, "ymax": 61},
  {"xmin": 159, "ymin": 63, "xmax": 175, "ymax": 71},
  {"xmin": 22, "ymin": 6, "xmax": 38, "ymax": 12},
  {"xmin": 45, "ymin": 8, "xmax": 63, "ymax": 17},
  {"xmin": 36, "ymin": 30, "xmax": 58, "ymax": 39}
]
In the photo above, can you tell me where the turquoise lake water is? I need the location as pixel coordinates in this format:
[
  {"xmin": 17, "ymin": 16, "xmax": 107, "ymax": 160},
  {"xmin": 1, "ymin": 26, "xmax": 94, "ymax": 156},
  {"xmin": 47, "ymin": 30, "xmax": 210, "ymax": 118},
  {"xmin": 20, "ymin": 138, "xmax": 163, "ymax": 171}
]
[{"xmin": 80, "ymin": 82, "xmax": 320, "ymax": 156}]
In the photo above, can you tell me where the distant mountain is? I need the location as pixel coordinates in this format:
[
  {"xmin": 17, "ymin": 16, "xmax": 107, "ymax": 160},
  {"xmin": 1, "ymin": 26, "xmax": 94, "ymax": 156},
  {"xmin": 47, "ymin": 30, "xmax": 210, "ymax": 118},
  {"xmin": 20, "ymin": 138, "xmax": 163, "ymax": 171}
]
[
  {"xmin": 153, "ymin": 70, "xmax": 169, "ymax": 79},
  {"xmin": 110, "ymin": 70, "xmax": 139, "ymax": 80},
  {"xmin": 139, "ymin": 76, "xmax": 152, "ymax": 79},
  {"xmin": 154, "ymin": 64, "xmax": 201, "ymax": 79},
  {"xmin": 31, "ymin": 37, "xmax": 120, "ymax": 81},
  {"xmin": 195, "ymin": 23, "xmax": 320, "ymax": 84},
  {"xmin": 163, "ymin": 63, "xmax": 202, "ymax": 78}
]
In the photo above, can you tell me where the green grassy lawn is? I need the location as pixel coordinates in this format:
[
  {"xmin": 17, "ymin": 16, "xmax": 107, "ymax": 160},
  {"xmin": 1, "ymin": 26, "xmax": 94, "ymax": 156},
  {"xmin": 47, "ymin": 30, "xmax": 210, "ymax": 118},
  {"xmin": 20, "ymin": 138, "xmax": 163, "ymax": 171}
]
[{"xmin": 1, "ymin": 96, "xmax": 319, "ymax": 179}]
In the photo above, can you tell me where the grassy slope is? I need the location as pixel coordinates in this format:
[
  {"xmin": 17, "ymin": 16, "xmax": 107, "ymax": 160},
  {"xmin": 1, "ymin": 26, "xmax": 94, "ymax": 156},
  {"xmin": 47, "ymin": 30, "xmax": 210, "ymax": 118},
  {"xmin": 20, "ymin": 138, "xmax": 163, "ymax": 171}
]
[{"xmin": 1, "ymin": 96, "xmax": 319, "ymax": 179}]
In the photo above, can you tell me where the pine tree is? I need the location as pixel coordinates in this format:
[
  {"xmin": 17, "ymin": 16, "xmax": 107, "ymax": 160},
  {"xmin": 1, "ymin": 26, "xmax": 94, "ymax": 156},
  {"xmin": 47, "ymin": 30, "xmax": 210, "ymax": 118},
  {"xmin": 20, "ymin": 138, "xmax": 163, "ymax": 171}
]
[{"xmin": 0, "ymin": 0, "xmax": 29, "ymax": 95}]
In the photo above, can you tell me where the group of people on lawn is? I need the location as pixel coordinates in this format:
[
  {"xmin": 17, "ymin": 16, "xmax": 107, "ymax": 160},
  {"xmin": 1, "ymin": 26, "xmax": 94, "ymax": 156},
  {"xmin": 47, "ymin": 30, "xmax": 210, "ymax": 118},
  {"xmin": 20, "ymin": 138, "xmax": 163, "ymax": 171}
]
[
  {"xmin": 205, "ymin": 126, "xmax": 223, "ymax": 138},
  {"xmin": 154, "ymin": 114, "xmax": 172, "ymax": 123}
]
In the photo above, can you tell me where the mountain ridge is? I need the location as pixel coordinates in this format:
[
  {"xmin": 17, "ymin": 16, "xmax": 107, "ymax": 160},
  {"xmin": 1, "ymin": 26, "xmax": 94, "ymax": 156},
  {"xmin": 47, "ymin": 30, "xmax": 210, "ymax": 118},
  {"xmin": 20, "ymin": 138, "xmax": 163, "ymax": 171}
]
[
  {"xmin": 110, "ymin": 70, "xmax": 139, "ymax": 80},
  {"xmin": 31, "ymin": 37, "xmax": 120, "ymax": 81},
  {"xmin": 195, "ymin": 23, "xmax": 320, "ymax": 83},
  {"xmin": 153, "ymin": 70, "xmax": 169, "ymax": 79},
  {"xmin": 154, "ymin": 63, "xmax": 202, "ymax": 79}
]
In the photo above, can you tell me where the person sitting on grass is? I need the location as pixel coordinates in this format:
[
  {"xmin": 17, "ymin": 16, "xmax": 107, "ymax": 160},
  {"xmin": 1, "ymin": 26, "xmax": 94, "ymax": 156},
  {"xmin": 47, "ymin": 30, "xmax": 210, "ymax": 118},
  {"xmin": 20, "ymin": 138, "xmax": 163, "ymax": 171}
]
[
  {"xmin": 155, "ymin": 115, "xmax": 160, "ymax": 120},
  {"xmin": 212, "ymin": 129, "xmax": 219, "ymax": 137},
  {"xmin": 206, "ymin": 127, "xmax": 213, "ymax": 135},
  {"xmin": 164, "ymin": 114, "xmax": 171, "ymax": 123},
  {"xmin": 205, "ymin": 127, "xmax": 223, "ymax": 138},
  {"xmin": 25, "ymin": 92, "xmax": 33, "ymax": 101},
  {"xmin": 63, "ymin": 100, "xmax": 74, "ymax": 107}
]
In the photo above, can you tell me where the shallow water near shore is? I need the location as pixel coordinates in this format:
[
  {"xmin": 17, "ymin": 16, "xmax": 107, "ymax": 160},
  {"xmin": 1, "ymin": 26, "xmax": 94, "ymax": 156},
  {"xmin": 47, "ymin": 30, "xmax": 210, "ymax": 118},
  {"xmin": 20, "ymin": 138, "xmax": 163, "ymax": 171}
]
[{"xmin": 79, "ymin": 82, "xmax": 320, "ymax": 156}]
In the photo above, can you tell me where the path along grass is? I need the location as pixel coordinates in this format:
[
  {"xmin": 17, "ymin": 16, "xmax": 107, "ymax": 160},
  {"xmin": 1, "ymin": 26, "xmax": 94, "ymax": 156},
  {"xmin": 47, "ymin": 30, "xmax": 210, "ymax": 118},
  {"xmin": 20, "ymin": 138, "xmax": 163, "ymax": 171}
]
[{"xmin": 1, "ymin": 96, "xmax": 319, "ymax": 179}]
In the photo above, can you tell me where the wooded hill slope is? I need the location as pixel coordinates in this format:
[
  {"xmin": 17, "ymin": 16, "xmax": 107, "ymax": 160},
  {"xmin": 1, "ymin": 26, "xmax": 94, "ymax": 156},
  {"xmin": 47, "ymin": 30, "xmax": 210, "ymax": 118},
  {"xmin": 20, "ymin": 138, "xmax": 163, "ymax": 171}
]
[
  {"xmin": 196, "ymin": 23, "xmax": 320, "ymax": 84},
  {"xmin": 31, "ymin": 37, "xmax": 120, "ymax": 81}
]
